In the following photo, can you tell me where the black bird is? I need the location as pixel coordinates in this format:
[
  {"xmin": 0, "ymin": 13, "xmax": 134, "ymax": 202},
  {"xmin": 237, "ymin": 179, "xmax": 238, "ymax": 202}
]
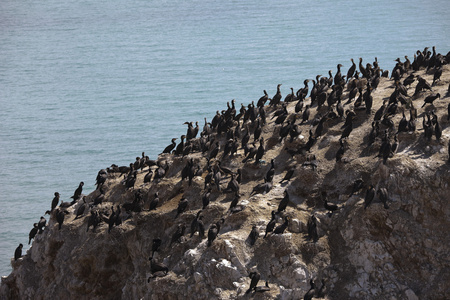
[
  {"xmin": 14, "ymin": 244, "xmax": 23, "ymax": 261},
  {"xmin": 403, "ymin": 74, "xmax": 415, "ymax": 87},
  {"xmin": 144, "ymin": 169, "xmax": 153, "ymax": 183},
  {"xmin": 346, "ymin": 58, "xmax": 356, "ymax": 82},
  {"xmin": 174, "ymin": 135, "xmax": 185, "ymax": 155},
  {"xmin": 125, "ymin": 171, "xmax": 137, "ymax": 190},
  {"xmin": 257, "ymin": 90, "xmax": 269, "ymax": 108},
  {"xmin": 70, "ymin": 182, "xmax": 84, "ymax": 202},
  {"xmin": 86, "ymin": 210, "xmax": 101, "ymax": 232},
  {"xmin": 150, "ymin": 238, "xmax": 162, "ymax": 259},
  {"xmin": 246, "ymin": 271, "xmax": 261, "ymax": 294},
  {"xmin": 190, "ymin": 211, "xmax": 203, "ymax": 238},
  {"xmin": 95, "ymin": 169, "xmax": 107, "ymax": 189},
  {"xmin": 250, "ymin": 180, "xmax": 273, "ymax": 195},
  {"xmin": 277, "ymin": 190, "xmax": 290, "ymax": 212},
  {"xmin": 270, "ymin": 84, "xmax": 282, "ymax": 106},
  {"xmin": 289, "ymin": 123, "xmax": 301, "ymax": 143},
  {"xmin": 432, "ymin": 67, "xmax": 442, "ymax": 86},
  {"xmin": 175, "ymin": 196, "xmax": 188, "ymax": 219},
  {"xmin": 377, "ymin": 188, "xmax": 390, "ymax": 209},
  {"xmin": 295, "ymin": 98, "xmax": 304, "ymax": 113},
  {"xmin": 349, "ymin": 179, "xmax": 364, "ymax": 197},
  {"xmin": 264, "ymin": 159, "xmax": 275, "ymax": 183},
  {"xmin": 37, "ymin": 216, "xmax": 46, "ymax": 234},
  {"xmin": 335, "ymin": 139, "xmax": 345, "ymax": 162},
  {"xmin": 340, "ymin": 119, "xmax": 353, "ymax": 140},
  {"xmin": 279, "ymin": 166, "xmax": 295, "ymax": 183},
  {"xmin": 228, "ymin": 194, "xmax": 240, "ymax": 211},
  {"xmin": 249, "ymin": 225, "xmax": 259, "ymax": 246},
  {"xmin": 448, "ymin": 103, "xmax": 450, "ymax": 121},
  {"xmin": 50, "ymin": 192, "xmax": 60, "ymax": 213},
  {"xmin": 273, "ymin": 216, "xmax": 289, "ymax": 235},
  {"xmin": 149, "ymin": 257, "xmax": 168, "ymax": 275},
  {"xmin": 56, "ymin": 208, "xmax": 68, "ymax": 230},
  {"xmin": 381, "ymin": 138, "xmax": 392, "ymax": 165},
  {"xmin": 207, "ymin": 224, "xmax": 218, "ymax": 247},
  {"xmin": 209, "ymin": 142, "xmax": 220, "ymax": 160},
  {"xmin": 28, "ymin": 223, "xmax": 38, "ymax": 244},
  {"xmin": 397, "ymin": 111, "xmax": 408, "ymax": 133},
  {"xmin": 202, "ymin": 187, "xmax": 212, "ymax": 209},
  {"xmin": 304, "ymin": 279, "xmax": 316, "ymax": 300},
  {"xmin": 163, "ymin": 138, "xmax": 177, "ymax": 154},
  {"xmin": 307, "ymin": 215, "xmax": 318, "ymax": 242},
  {"xmin": 374, "ymin": 102, "xmax": 386, "ymax": 121},
  {"xmin": 149, "ymin": 192, "xmax": 159, "ymax": 211},
  {"xmin": 421, "ymin": 93, "xmax": 440, "ymax": 108},
  {"xmin": 336, "ymin": 98, "xmax": 344, "ymax": 119},
  {"xmin": 264, "ymin": 211, "xmax": 277, "ymax": 238},
  {"xmin": 225, "ymin": 173, "xmax": 240, "ymax": 195},
  {"xmin": 74, "ymin": 196, "xmax": 87, "ymax": 219},
  {"xmin": 435, "ymin": 119, "xmax": 442, "ymax": 141},
  {"xmin": 364, "ymin": 86, "xmax": 373, "ymax": 115},
  {"xmin": 301, "ymin": 105, "xmax": 311, "ymax": 124},
  {"xmin": 170, "ymin": 224, "xmax": 186, "ymax": 246},
  {"xmin": 106, "ymin": 206, "xmax": 116, "ymax": 233},
  {"xmin": 364, "ymin": 185, "xmax": 376, "ymax": 209}
]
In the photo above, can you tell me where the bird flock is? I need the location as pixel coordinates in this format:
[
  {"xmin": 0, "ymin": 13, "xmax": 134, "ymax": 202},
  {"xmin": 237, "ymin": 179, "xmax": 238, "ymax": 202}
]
[{"xmin": 13, "ymin": 47, "xmax": 449, "ymax": 299}]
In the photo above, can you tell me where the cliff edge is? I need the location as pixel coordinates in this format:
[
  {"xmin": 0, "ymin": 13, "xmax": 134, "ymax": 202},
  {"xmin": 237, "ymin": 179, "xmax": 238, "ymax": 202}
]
[{"xmin": 2, "ymin": 49, "xmax": 450, "ymax": 300}]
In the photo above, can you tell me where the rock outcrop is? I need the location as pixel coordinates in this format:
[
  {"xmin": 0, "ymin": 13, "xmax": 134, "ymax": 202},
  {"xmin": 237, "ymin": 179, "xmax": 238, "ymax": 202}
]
[{"xmin": 2, "ymin": 49, "xmax": 450, "ymax": 300}]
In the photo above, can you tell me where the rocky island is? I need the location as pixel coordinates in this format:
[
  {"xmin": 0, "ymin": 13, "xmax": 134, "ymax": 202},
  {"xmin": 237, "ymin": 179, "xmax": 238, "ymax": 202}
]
[{"xmin": 1, "ymin": 48, "xmax": 449, "ymax": 300}]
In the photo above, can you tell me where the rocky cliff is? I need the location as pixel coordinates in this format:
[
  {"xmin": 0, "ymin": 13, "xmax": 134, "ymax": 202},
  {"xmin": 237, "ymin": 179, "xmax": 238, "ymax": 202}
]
[{"xmin": 2, "ymin": 49, "xmax": 450, "ymax": 300}]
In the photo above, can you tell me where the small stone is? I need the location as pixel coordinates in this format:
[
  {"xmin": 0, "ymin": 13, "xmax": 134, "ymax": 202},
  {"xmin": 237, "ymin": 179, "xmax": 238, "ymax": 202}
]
[{"xmin": 405, "ymin": 289, "xmax": 419, "ymax": 300}]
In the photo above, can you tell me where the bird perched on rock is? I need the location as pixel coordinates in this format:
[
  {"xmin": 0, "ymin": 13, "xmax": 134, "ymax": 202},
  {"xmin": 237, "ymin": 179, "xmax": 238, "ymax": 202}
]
[
  {"xmin": 148, "ymin": 257, "xmax": 168, "ymax": 275},
  {"xmin": 170, "ymin": 224, "xmax": 186, "ymax": 246},
  {"xmin": 273, "ymin": 216, "xmax": 289, "ymax": 235},
  {"xmin": 56, "ymin": 208, "xmax": 68, "ymax": 230},
  {"xmin": 149, "ymin": 192, "xmax": 159, "ymax": 211},
  {"xmin": 364, "ymin": 185, "xmax": 376, "ymax": 209},
  {"xmin": 175, "ymin": 196, "xmax": 188, "ymax": 219},
  {"xmin": 162, "ymin": 138, "xmax": 177, "ymax": 154},
  {"xmin": 202, "ymin": 187, "xmax": 212, "ymax": 209},
  {"xmin": 377, "ymin": 188, "xmax": 390, "ymax": 209},
  {"xmin": 335, "ymin": 139, "xmax": 345, "ymax": 162},
  {"xmin": 279, "ymin": 166, "xmax": 295, "ymax": 184},
  {"xmin": 190, "ymin": 211, "xmax": 203, "ymax": 238},
  {"xmin": 70, "ymin": 182, "xmax": 84, "ymax": 203},
  {"xmin": 150, "ymin": 238, "xmax": 162, "ymax": 259},
  {"xmin": 37, "ymin": 216, "xmax": 46, "ymax": 234},
  {"xmin": 46, "ymin": 192, "xmax": 60, "ymax": 214},
  {"xmin": 277, "ymin": 190, "xmax": 290, "ymax": 212},
  {"xmin": 28, "ymin": 223, "xmax": 38, "ymax": 244},
  {"xmin": 264, "ymin": 211, "xmax": 277, "ymax": 238},
  {"xmin": 246, "ymin": 271, "xmax": 261, "ymax": 294},
  {"xmin": 144, "ymin": 168, "xmax": 153, "ymax": 183},
  {"xmin": 421, "ymin": 93, "xmax": 440, "ymax": 108},
  {"xmin": 95, "ymin": 169, "xmax": 107, "ymax": 190},
  {"xmin": 207, "ymin": 224, "xmax": 218, "ymax": 247},
  {"xmin": 74, "ymin": 196, "xmax": 87, "ymax": 219},
  {"xmin": 307, "ymin": 215, "xmax": 318, "ymax": 242},
  {"xmin": 303, "ymin": 279, "xmax": 316, "ymax": 300},
  {"xmin": 14, "ymin": 244, "xmax": 23, "ymax": 261},
  {"xmin": 250, "ymin": 179, "xmax": 273, "ymax": 196}
]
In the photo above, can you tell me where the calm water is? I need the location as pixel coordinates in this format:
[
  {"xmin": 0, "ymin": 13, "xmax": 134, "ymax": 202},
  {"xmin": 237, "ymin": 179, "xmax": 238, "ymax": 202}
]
[{"xmin": 0, "ymin": 0, "xmax": 449, "ymax": 275}]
